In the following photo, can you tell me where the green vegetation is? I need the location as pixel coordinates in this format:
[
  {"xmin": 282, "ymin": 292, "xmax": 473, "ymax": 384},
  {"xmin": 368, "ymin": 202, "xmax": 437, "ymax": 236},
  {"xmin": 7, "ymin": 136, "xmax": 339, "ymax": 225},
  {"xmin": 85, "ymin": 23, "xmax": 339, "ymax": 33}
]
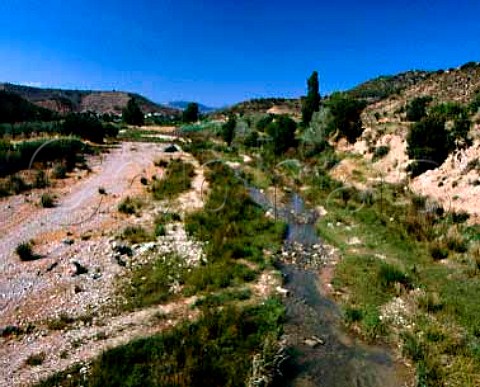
[
  {"xmin": 301, "ymin": 70, "xmax": 321, "ymax": 126},
  {"xmin": 62, "ymin": 113, "xmax": 111, "ymax": 143},
  {"xmin": 0, "ymin": 137, "xmax": 88, "ymax": 178},
  {"xmin": 221, "ymin": 114, "xmax": 236, "ymax": 146},
  {"xmin": 122, "ymin": 98, "xmax": 145, "ymax": 126},
  {"xmin": 25, "ymin": 352, "xmax": 46, "ymax": 366},
  {"xmin": 15, "ymin": 241, "xmax": 39, "ymax": 261},
  {"xmin": 117, "ymin": 196, "xmax": 144, "ymax": 215},
  {"xmin": 121, "ymin": 225, "xmax": 151, "ymax": 244},
  {"xmin": 407, "ymin": 115, "xmax": 449, "ymax": 176},
  {"xmin": 184, "ymin": 163, "xmax": 286, "ymax": 294},
  {"xmin": 324, "ymin": 92, "xmax": 366, "ymax": 143},
  {"xmin": 182, "ymin": 102, "xmax": 200, "ymax": 123},
  {"xmin": 152, "ymin": 159, "xmax": 195, "ymax": 200},
  {"xmin": 266, "ymin": 115, "xmax": 297, "ymax": 155},
  {"xmin": 126, "ymin": 254, "xmax": 186, "ymax": 309},
  {"xmin": 38, "ymin": 299, "xmax": 284, "ymax": 387},
  {"xmin": 372, "ymin": 145, "xmax": 390, "ymax": 161},
  {"xmin": 406, "ymin": 96, "xmax": 432, "ymax": 122},
  {"xmin": 40, "ymin": 193, "xmax": 55, "ymax": 208}
]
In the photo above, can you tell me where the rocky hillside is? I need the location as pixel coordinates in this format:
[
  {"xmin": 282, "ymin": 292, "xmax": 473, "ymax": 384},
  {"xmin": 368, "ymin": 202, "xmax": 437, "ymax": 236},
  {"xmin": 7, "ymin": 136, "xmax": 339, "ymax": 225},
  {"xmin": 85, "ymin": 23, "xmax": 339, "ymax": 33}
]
[
  {"xmin": 337, "ymin": 61, "xmax": 480, "ymax": 220},
  {"xmin": 0, "ymin": 83, "xmax": 179, "ymax": 116},
  {"xmin": 219, "ymin": 97, "xmax": 301, "ymax": 117}
]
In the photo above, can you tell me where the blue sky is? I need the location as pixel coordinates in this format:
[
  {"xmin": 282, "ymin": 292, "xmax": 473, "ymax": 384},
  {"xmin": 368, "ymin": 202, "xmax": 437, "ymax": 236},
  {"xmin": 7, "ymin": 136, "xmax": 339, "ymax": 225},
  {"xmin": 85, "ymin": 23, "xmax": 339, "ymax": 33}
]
[{"xmin": 0, "ymin": 0, "xmax": 479, "ymax": 106}]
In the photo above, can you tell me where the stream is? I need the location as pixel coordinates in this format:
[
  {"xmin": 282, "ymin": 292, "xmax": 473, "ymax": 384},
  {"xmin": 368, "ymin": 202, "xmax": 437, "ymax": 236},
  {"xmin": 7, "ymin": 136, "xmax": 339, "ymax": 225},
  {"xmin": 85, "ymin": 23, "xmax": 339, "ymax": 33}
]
[{"xmin": 247, "ymin": 186, "xmax": 413, "ymax": 387}]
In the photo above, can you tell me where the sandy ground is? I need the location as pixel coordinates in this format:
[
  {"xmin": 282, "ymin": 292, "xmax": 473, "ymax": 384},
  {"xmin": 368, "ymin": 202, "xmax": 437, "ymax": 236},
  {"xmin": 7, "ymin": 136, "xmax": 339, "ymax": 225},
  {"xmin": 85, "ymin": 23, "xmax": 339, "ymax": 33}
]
[{"xmin": 0, "ymin": 141, "xmax": 211, "ymax": 386}]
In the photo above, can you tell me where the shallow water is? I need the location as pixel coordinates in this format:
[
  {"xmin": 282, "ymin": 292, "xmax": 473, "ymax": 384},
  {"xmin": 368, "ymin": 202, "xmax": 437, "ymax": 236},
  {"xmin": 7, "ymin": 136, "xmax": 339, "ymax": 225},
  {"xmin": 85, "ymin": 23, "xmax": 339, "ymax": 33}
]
[{"xmin": 247, "ymin": 186, "xmax": 412, "ymax": 387}]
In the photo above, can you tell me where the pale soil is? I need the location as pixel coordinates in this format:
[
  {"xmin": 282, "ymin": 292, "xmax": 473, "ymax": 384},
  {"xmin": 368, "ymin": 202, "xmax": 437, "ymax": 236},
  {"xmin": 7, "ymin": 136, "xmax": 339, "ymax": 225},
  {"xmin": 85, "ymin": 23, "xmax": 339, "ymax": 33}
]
[{"xmin": 0, "ymin": 141, "xmax": 210, "ymax": 386}]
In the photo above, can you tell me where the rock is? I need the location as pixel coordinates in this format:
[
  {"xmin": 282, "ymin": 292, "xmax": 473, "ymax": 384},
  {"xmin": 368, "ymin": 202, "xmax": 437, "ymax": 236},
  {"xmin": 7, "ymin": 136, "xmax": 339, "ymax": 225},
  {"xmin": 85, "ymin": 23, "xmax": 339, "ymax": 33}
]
[
  {"xmin": 304, "ymin": 336, "xmax": 325, "ymax": 348},
  {"xmin": 71, "ymin": 261, "xmax": 88, "ymax": 276},
  {"xmin": 62, "ymin": 239, "xmax": 75, "ymax": 246},
  {"xmin": 276, "ymin": 286, "xmax": 290, "ymax": 297},
  {"xmin": 46, "ymin": 262, "xmax": 58, "ymax": 272}
]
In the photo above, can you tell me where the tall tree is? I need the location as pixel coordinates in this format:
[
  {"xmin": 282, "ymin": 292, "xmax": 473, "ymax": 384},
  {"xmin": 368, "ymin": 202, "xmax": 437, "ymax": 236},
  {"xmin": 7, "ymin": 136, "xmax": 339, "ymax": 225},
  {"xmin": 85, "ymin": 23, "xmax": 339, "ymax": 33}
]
[
  {"xmin": 266, "ymin": 115, "xmax": 297, "ymax": 155},
  {"xmin": 221, "ymin": 114, "xmax": 236, "ymax": 146},
  {"xmin": 301, "ymin": 71, "xmax": 321, "ymax": 126},
  {"xmin": 182, "ymin": 102, "xmax": 199, "ymax": 123},
  {"xmin": 123, "ymin": 98, "xmax": 144, "ymax": 126}
]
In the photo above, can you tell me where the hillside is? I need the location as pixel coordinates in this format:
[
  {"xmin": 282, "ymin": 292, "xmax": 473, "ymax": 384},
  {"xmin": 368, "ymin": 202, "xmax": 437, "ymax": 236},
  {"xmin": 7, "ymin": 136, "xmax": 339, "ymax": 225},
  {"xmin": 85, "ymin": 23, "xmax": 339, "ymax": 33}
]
[
  {"xmin": 346, "ymin": 70, "xmax": 433, "ymax": 102},
  {"xmin": 0, "ymin": 83, "xmax": 179, "ymax": 116},
  {"xmin": 219, "ymin": 97, "xmax": 302, "ymax": 117},
  {"xmin": 335, "ymin": 61, "xmax": 480, "ymax": 219}
]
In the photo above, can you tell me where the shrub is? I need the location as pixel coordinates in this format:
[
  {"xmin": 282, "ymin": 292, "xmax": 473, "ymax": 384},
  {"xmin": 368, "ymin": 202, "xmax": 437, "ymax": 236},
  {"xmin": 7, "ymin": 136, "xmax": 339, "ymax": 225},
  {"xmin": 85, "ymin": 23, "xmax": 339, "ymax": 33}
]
[
  {"xmin": 8, "ymin": 175, "xmax": 29, "ymax": 194},
  {"xmin": 34, "ymin": 170, "xmax": 49, "ymax": 189},
  {"xmin": 266, "ymin": 115, "xmax": 297, "ymax": 155},
  {"xmin": 152, "ymin": 160, "xmax": 195, "ymax": 199},
  {"xmin": 118, "ymin": 196, "xmax": 143, "ymax": 215},
  {"xmin": 377, "ymin": 263, "xmax": 410, "ymax": 290},
  {"xmin": 344, "ymin": 307, "xmax": 363, "ymax": 324},
  {"xmin": 16, "ymin": 241, "xmax": 38, "ymax": 261},
  {"xmin": 323, "ymin": 93, "xmax": 367, "ymax": 143},
  {"xmin": 98, "ymin": 187, "xmax": 106, "ymax": 195},
  {"xmin": 121, "ymin": 226, "xmax": 151, "ymax": 244},
  {"xmin": 429, "ymin": 242, "xmax": 449, "ymax": 260},
  {"xmin": 406, "ymin": 96, "xmax": 432, "ymax": 122},
  {"xmin": 40, "ymin": 193, "xmax": 55, "ymax": 208},
  {"xmin": 154, "ymin": 223, "xmax": 166, "ymax": 237},
  {"xmin": 140, "ymin": 177, "xmax": 148, "ymax": 185},
  {"xmin": 62, "ymin": 113, "xmax": 107, "ymax": 143},
  {"xmin": 451, "ymin": 211, "xmax": 470, "ymax": 224},
  {"xmin": 372, "ymin": 145, "xmax": 390, "ymax": 161},
  {"xmin": 407, "ymin": 115, "xmax": 449, "ymax": 177},
  {"xmin": 52, "ymin": 164, "xmax": 67, "ymax": 179},
  {"xmin": 25, "ymin": 352, "xmax": 46, "ymax": 366}
]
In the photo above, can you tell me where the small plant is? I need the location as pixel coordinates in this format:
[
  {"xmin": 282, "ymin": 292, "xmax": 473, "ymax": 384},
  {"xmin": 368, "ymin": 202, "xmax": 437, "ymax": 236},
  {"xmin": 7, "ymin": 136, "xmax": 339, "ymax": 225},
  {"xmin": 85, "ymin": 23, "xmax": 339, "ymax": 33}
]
[
  {"xmin": 98, "ymin": 187, "xmax": 106, "ymax": 195},
  {"xmin": 121, "ymin": 226, "xmax": 151, "ymax": 244},
  {"xmin": 372, "ymin": 145, "xmax": 390, "ymax": 161},
  {"xmin": 155, "ymin": 223, "xmax": 166, "ymax": 237},
  {"xmin": 118, "ymin": 196, "xmax": 143, "ymax": 215},
  {"xmin": 52, "ymin": 164, "xmax": 67, "ymax": 179},
  {"xmin": 16, "ymin": 241, "xmax": 39, "ymax": 261},
  {"xmin": 25, "ymin": 352, "xmax": 46, "ymax": 366},
  {"xmin": 140, "ymin": 177, "xmax": 148, "ymax": 185},
  {"xmin": 451, "ymin": 211, "xmax": 470, "ymax": 224},
  {"xmin": 344, "ymin": 307, "xmax": 363, "ymax": 324},
  {"xmin": 40, "ymin": 193, "xmax": 55, "ymax": 208},
  {"xmin": 429, "ymin": 242, "xmax": 449, "ymax": 260},
  {"xmin": 34, "ymin": 170, "xmax": 49, "ymax": 189}
]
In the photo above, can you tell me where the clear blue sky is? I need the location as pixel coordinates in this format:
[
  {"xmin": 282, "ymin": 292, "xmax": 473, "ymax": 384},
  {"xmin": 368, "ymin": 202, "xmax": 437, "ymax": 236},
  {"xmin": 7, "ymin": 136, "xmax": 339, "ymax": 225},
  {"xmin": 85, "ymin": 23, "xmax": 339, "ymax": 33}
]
[{"xmin": 1, "ymin": 0, "xmax": 479, "ymax": 106}]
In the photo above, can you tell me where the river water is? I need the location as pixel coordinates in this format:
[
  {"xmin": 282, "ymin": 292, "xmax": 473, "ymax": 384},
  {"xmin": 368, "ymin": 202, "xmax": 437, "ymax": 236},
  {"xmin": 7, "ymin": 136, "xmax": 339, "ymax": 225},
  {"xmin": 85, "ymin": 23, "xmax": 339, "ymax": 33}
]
[{"xmin": 247, "ymin": 186, "xmax": 413, "ymax": 387}]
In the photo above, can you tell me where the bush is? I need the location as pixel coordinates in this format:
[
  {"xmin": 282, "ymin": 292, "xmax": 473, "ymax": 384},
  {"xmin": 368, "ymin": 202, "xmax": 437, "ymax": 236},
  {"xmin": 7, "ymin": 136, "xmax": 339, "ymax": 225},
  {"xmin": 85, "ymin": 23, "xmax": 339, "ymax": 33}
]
[
  {"xmin": 98, "ymin": 187, "xmax": 106, "ymax": 195},
  {"xmin": 40, "ymin": 193, "xmax": 55, "ymax": 208},
  {"xmin": 266, "ymin": 115, "xmax": 297, "ymax": 155},
  {"xmin": 34, "ymin": 170, "xmax": 49, "ymax": 188},
  {"xmin": 429, "ymin": 242, "xmax": 449, "ymax": 260},
  {"xmin": 407, "ymin": 115, "xmax": 449, "ymax": 177},
  {"xmin": 16, "ymin": 241, "xmax": 38, "ymax": 261},
  {"xmin": 372, "ymin": 145, "xmax": 390, "ymax": 161},
  {"xmin": 406, "ymin": 96, "xmax": 432, "ymax": 121},
  {"xmin": 377, "ymin": 263, "xmax": 410, "ymax": 290},
  {"xmin": 25, "ymin": 352, "xmax": 46, "ymax": 366},
  {"xmin": 121, "ymin": 226, "xmax": 151, "ymax": 244},
  {"xmin": 51, "ymin": 164, "xmax": 67, "ymax": 179},
  {"xmin": 152, "ymin": 160, "xmax": 195, "ymax": 199},
  {"xmin": 324, "ymin": 92, "xmax": 366, "ymax": 143},
  {"xmin": 62, "ymin": 113, "xmax": 107, "ymax": 143},
  {"xmin": 118, "ymin": 196, "xmax": 143, "ymax": 215}
]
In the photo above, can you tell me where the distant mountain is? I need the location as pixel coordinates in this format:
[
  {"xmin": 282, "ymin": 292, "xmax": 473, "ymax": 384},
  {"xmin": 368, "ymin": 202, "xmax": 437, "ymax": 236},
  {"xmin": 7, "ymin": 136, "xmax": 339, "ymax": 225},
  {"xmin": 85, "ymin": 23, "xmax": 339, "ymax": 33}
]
[
  {"xmin": 0, "ymin": 83, "xmax": 180, "ymax": 116},
  {"xmin": 167, "ymin": 101, "xmax": 218, "ymax": 114}
]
